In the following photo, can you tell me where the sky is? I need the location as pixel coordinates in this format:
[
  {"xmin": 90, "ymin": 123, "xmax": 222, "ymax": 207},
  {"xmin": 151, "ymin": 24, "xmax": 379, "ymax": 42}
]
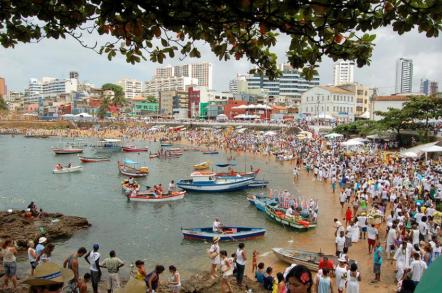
[{"xmin": 0, "ymin": 26, "xmax": 441, "ymax": 95}]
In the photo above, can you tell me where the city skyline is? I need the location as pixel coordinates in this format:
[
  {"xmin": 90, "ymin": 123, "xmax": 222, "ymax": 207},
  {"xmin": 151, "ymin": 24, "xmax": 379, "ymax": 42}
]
[{"xmin": 1, "ymin": 27, "xmax": 441, "ymax": 95}]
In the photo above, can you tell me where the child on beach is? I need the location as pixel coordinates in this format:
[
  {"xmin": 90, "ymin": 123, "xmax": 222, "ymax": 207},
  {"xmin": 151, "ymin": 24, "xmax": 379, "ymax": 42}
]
[{"xmin": 252, "ymin": 250, "xmax": 258, "ymax": 273}]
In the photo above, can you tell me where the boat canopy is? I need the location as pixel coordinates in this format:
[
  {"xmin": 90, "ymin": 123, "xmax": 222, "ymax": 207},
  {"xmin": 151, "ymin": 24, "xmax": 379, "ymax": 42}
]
[{"xmin": 104, "ymin": 138, "xmax": 121, "ymax": 142}]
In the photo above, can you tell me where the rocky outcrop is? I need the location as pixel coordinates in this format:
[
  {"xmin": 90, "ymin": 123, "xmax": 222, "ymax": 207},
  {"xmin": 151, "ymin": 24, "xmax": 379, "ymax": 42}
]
[{"xmin": 0, "ymin": 211, "xmax": 90, "ymax": 249}]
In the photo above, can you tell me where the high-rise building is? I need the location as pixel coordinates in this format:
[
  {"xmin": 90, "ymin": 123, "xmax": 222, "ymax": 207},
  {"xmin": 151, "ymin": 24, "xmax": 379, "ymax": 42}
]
[
  {"xmin": 246, "ymin": 64, "xmax": 319, "ymax": 104},
  {"xmin": 395, "ymin": 58, "xmax": 413, "ymax": 94},
  {"xmin": 69, "ymin": 71, "xmax": 79, "ymax": 80},
  {"xmin": 117, "ymin": 78, "xmax": 142, "ymax": 99},
  {"xmin": 155, "ymin": 62, "xmax": 213, "ymax": 89},
  {"xmin": 229, "ymin": 74, "xmax": 249, "ymax": 94},
  {"xmin": 0, "ymin": 77, "xmax": 6, "ymax": 97},
  {"xmin": 430, "ymin": 81, "xmax": 439, "ymax": 95},
  {"xmin": 420, "ymin": 79, "xmax": 430, "ymax": 95},
  {"xmin": 333, "ymin": 60, "xmax": 355, "ymax": 85},
  {"xmin": 27, "ymin": 77, "xmax": 78, "ymax": 98},
  {"xmin": 144, "ymin": 76, "xmax": 198, "ymax": 99}
]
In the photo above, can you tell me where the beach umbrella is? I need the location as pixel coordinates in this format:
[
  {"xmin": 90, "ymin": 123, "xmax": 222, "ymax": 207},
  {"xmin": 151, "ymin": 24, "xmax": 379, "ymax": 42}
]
[{"xmin": 415, "ymin": 257, "xmax": 442, "ymax": 293}]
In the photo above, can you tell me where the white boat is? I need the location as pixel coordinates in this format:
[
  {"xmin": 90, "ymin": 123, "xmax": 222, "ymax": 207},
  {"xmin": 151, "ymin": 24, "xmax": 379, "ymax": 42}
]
[
  {"xmin": 53, "ymin": 166, "xmax": 83, "ymax": 174},
  {"xmin": 176, "ymin": 171, "xmax": 254, "ymax": 192}
]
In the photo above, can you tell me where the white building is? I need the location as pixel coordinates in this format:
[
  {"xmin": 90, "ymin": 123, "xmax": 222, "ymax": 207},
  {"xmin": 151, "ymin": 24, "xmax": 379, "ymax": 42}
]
[
  {"xmin": 371, "ymin": 95, "xmax": 410, "ymax": 120},
  {"xmin": 300, "ymin": 86, "xmax": 356, "ymax": 122},
  {"xmin": 27, "ymin": 77, "xmax": 78, "ymax": 98},
  {"xmin": 144, "ymin": 76, "xmax": 198, "ymax": 99},
  {"xmin": 333, "ymin": 60, "xmax": 355, "ymax": 85},
  {"xmin": 229, "ymin": 74, "xmax": 249, "ymax": 94},
  {"xmin": 117, "ymin": 78, "xmax": 142, "ymax": 99},
  {"xmin": 27, "ymin": 78, "xmax": 43, "ymax": 97},
  {"xmin": 395, "ymin": 58, "xmax": 413, "ymax": 94},
  {"xmin": 154, "ymin": 62, "xmax": 213, "ymax": 89}
]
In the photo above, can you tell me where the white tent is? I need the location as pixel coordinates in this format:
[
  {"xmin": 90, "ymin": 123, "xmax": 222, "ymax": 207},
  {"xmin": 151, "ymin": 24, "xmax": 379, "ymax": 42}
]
[
  {"xmin": 234, "ymin": 114, "xmax": 259, "ymax": 119},
  {"xmin": 341, "ymin": 140, "xmax": 364, "ymax": 147},
  {"xmin": 358, "ymin": 111, "xmax": 371, "ymax": 119},
  {"xmin": 62, "ymin": 113, "xmax": 74, "ymax": 117},
  {"xmin": 232, "ymin": 105, "xmax": 248, "ymax": 110},
  {"xmin": 400, "ymin": 151, "xmax": 420, "ymax": 159},
  {"xmin": 421, "ymin": 145, "xmax": 442, "ymax": 153},
  {"xmin": 317, "ymin": 113, "xmax": 336, "ymax": 120},
  {"xmin": 263, "ymin": 131, "xmax": 277, "ymax": 136},
  {"xmin": 75, "ymin": 112, "xmax": 92, "ymax": 118},
  {"xmin": 324, "ymin": 133, "xmax": 343, "ymax": 139}
]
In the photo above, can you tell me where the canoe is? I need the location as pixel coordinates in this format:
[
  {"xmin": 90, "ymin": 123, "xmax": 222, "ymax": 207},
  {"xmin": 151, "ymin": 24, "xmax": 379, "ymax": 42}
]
[
  {"xmin": 193, "ymin": 162, "xmax": 209, "ymax": 170},
  {"xmin": 149, "ymin": 154, "xmax": 159, "ymax": 158},
  {"xmin": 79, "ymin": 155, "xmax": 110, "ymax": 163},
  {"xmin": 265, "ymin": 205, "xmax": 317, "ymax": 230},
  {"xmin": 123, "ymin": 146, "xmax": 149, "ymax": 152},
  {"xmin": 52, "ymin": 148, "xmax": 83, "ymax": 154},
  {"xmin": 160, "ymin": 143, "xmax": 173, "ymax": 147},
  {"xmin": 246, "ymin": 179, "xmax": 269, "ymax": 188},
  {"xmin": 181, "ymin": 226, "xmax": 266, "ymax": 241},
  {"xmin": 127, "ymin": 191, "xmax": 186, "ymax": 202},
  {"xmin": 272, "ymin": 248, "xmax": 356, "ymax": 272},
  {"xmin": 53, "ymin": 166, "xmax": 83, "ymax": 174}
]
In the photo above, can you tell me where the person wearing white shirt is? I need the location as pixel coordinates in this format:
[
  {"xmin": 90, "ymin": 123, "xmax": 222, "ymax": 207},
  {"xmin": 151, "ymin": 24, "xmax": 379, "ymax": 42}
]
[
  {"xmin": 335, "ymin": 231, "xmax": 346, "ymax": 257},
  {"xmin": 212, "ymin": 218, "xmax": 222, "ymax": 233},
  {"xmin": 410, "ymin": 252, "xmax": 427, "ymax": 285}
]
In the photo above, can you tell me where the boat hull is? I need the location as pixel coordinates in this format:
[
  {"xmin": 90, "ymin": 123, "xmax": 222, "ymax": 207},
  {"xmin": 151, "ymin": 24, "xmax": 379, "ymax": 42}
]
[
  {"xmin": 79, "ymin": 156, "xmax": 110, "ymax": 163},
  {"xmin": 52, "ymin": 148, "xmax": 83, "ymax": 154},
  {"xmin": 122, "ymin": 147, "xmax": 148, "ymax": 152},
  {"xmin": 265, "ymin": 206, "xmax": 316, "ymax": 230},
  {"xmin": 176, "ymin": 177, "xmax": 254, "ymax": 192},
  {"xmin": 128, "ymin": 192, "xmax": 185, "ymax": 202},
  {"xmin": 182, "ymin": 226, "xmax": 266, "ymax": 241}
]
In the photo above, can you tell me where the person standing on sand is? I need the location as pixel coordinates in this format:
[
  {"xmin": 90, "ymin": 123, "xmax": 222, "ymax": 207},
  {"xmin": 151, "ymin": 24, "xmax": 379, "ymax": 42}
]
[
  {"xmin": 367, "ymin": 224, "xmax": 379, "ymax": 254},
  {"xmin": 208, "ymin": 236, "xmax": 220, "ymax": 279},
  {"xmin": 1, "ymin": 239, "xmax": 17, "ymax": 290},
  {"xmin": 27, "ymin": 240, "xmax": 37, "ymax": 275},
  {"xmin": 85, "ymin": 243, "xmax": 101, "ymax": 293},
  {"xmin": 64, "ymin": 246, "xmax": 87, "ymax": 293},
  {"xmin": 220, "ymin": 250, "xmax": 233, "ymax": 293},
  {"xmin": 372, "ymin": 242, "xmax": 383, "ymax": 283},
  {"xmin": 235, "ymin": 242, "xmax": 247, "ymax": 288},
  {"xmin": 316, "ymin": 267, "xmax": 333, "ymax": 293},
  {"xmin": 99, "ymin": 250, "xmax": 125, "ymax": 293}
]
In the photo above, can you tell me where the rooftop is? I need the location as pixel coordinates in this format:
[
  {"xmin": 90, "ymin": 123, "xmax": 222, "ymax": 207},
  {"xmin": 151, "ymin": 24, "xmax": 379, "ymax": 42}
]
[
  {"xmin": 373, "ymin": 95, "xmax": 410, "ymax": 102},
  {"xmin": 319, "ymin": 86, "xmax": 354, "ymax": 94}
]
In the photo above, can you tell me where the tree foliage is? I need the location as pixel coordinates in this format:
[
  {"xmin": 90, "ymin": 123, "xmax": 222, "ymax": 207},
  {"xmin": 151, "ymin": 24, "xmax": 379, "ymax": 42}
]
[
  {"xmin": 1, "ymin": 1, "xmax": 441, "ymax": 79},
  {"xmin": 97, "ymin": 96, "xmax": 110, "ymax": 119},
  {"xmin": 101, "ymin": 83, "xmax": 126, "ymax": 107},
  {"xmin": 375, "ymin": 107, "xmax": 412, "ymax": 135},
  {"xmin": 402, "ymin": 95, "xmax": 442, "ymax": 136},
  {"xmin": 334, "ymin": 120, "xmax": 377, "ymax": 136},
  {"xmin": 146, "ymin": 96, "xmax": 157, "ymax": 103},
  {"xmin": 0, "ymin": 95, "xmax": 8, "ymax": 111}
]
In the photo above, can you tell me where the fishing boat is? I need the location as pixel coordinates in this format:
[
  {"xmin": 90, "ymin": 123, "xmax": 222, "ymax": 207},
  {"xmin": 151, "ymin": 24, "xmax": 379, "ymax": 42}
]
[
  {"xmin": 216, "ymin": 168, "xmax": 260, "ymax": 178},
  {"xmin": 265, "ymin": 205, "xmax": 317, "ymax": 230},
  {"xmin": 95, "ymin": 139, "xmax": 123, "ymax": 152},
  {"xmin": 216, "ymin": 163, "xmax": 236, "ymax": 168},
  {"xmin": 52, "ymin": 147, "xmax": 84, "ymax": 154},
  {"xmin": 181, "ymin": 226, "xmax": 266, "ymax": 241},
  {"xmin": 193, "ymin": 161, "xmax": 210, "ymax": 170},
  {"xmin": 53, "ymin": 166, "xmax": 83, "ymax": 174},
  {"xmin": 248, "ymin": 196, "xmax": 278, "ymax": 212},
  {"xmin": 117, "ymin": 160, "xmax": 149, "ymax": 177},
  {"xmin": 122, "ymin": 146, "xmax": 149, "ymax": 152},
  {"xmin": 25, "ymin": 134, "xmax": 49, "ymax": 138},
  {"xmin": 272, "ymin": 248, "xmax": 355, "ymax": 271},
  {"xmin": 149, "ymin": 154, "xmax": 159, "ymax": 159},
  {"xmin": 176, "ymin": 171, "xmax": 254, "ymax": 192},
  {"xmin": 79, "ymin": 155, "xmax": 110, "ymax": 163},
  {"xmin": 127, "ymin": 191, "xmax": 186, "ymax": 202},
  {"xmin": 160, "ymin": 143, "xmax": 173, "ymax": 147}
]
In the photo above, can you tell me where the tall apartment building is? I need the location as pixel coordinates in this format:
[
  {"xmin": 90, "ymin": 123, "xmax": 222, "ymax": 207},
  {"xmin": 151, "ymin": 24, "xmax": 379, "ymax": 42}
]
[
  {"xmin": 395, "ymin": 58, "xmax": 413, "ymax": 94},
  {"xmin": 154, "ymin": 62, "xmax": 213, "ymax": 89},
  {"xmin": 69, "ymin": 71, "xmax": 79, "ymax": 80},
  {"xmin": 246, "ymin": 64, "xmax": 319, "ymax": 104},
  {"xmin": 333, "ymin": 60, "xmax": 355, "ymax": 85},
  {"xmin": 421, "ymin": 79, "xmax": 439, "ymax": 96},
  {"xmin": 144, "ymin": 76, "xmax": 198, "ymax": 99},
  {"xmin": 26, "ymin": 77, "xmax": 78, "ymax": 98},
  {"xmin": 0, "ymin": 77, "xmax": 6, "ymax": 97},
  {"xmin": 430, "ymin": 81, "xmax": 439, "ymax": 95},
  {"xmin": 117, "ymin": 78, "xmax": 142, "ymax": 99},
  {"xmin": 229, "ymin": 74, "xmax": 249, "ymax": 94}
]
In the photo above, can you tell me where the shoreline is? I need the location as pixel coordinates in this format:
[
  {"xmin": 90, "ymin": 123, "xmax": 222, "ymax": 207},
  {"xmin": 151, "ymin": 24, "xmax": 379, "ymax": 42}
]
[{"xmin": 1, "ymin": 126, "xmax": 398, "ymax": 292}]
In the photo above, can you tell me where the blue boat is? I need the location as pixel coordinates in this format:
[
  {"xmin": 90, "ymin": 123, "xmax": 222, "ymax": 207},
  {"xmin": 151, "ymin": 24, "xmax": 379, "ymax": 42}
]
[
  {"xmin": 246, "ymin": 179, "xmax": 269, "ymax": 188},
  {"xmin": 181, "ymin": 226, "xmax": 266, "ymax": 241},
  {"xmin": 161, "ymin": 143, "xmax": 173, "ymax": 147},
  {"xmin": 247, "ymin": 195, "xmax": 278, "ymax": 212},
  {"xmin": 176, "ymin": 171, "xmax": 254, "ymax": 192}
]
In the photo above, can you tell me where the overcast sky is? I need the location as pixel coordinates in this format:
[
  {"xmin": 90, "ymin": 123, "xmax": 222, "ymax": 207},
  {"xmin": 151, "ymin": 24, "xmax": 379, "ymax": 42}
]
[{"xmin": 0, "ymin": 27, "xmax": 440, "ymax": 95}]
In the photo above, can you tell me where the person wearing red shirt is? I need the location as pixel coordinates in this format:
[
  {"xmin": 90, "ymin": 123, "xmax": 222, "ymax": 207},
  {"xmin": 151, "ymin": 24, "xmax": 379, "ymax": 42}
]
[{"xmin": 345, "ymin": 206, "xmax": 353, "ymax": 226}]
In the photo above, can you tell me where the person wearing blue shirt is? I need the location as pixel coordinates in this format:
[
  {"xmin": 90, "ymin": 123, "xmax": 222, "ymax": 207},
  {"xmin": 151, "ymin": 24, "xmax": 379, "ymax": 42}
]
[
  {"xmin": 255, "ymin": 262, "xmax": 265, "ymax": 284},
  {"xmin": 372, "ymin": 242, "xmax": 383, "ymax": 283}
]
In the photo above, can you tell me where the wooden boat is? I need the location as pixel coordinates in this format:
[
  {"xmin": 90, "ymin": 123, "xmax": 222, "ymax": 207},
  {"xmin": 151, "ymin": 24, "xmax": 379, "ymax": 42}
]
[
  {"xmin": 272, "ymin": 248, "xmax": 355, "ymax": 272},
  {"xmin": 202, "ymin": 150, "xmax": 219, "ymax": 155},
  {"xmin": 181, "ymin": 226, "xmax": 266, "ymax": 241},
  {"xmin": 149, "ymin": 154, "xmax": 159, "ymax": 159},
  {"xmin": 122, "ymin": 146, "xmax": 149, "ymax": 152},
  {"xmin": 193, "ymin": 161, "xmax": 210, "ymax": 170},
  {"xmin": 95, "ymin": 139, "xmax": 122, "ymax": 152},
  {"xmin": 53, "ymin": 166, "xmax": 83, "ymax": 174},
  {"xmin": 79, "ymin": 155, "xmax": 110, "ymax": 163},
  {"xmin": 265, "ymin": 205, "xmax": 317, "ymax": 230},
  {"xmin": 246, "ymin": 179, "xmax": 269, "ymax": 188},
  {"xmin": 127, "ymin": 191, "xmax": 186, "ymax": 202},
  {"xmin": 216, "ymin": 168, "xmax": 260, "ymax": 178},
  {"xmin": 52, "ymin": 147, "xmax": 83, "ymax": 154},
  {"xmin": 25, "ymin": 134, "xmax": 49, "ymax": 138},
  {"xmin": 248, "ymin": 196, "xmax": 278, "ymax": 212},
  {"xmin": 216, "ymin": 163, "xmax": 235, "ymax": 168},
  {"xmin": 177, "ymin": 171, "xmax": 254, "ymax": 192},
  {"xmin": 160, "ymin": 143, "xmax": 173, "ymax": 147},
  {"xmin": 118, "ymin": 160, "xmax": 149, "ymax": 177}
]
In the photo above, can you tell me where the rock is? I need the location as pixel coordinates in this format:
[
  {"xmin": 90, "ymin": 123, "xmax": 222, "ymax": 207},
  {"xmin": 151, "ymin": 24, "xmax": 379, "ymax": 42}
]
[{"xmin": 0, "ymin": 211, "xmax": 90, "ymax": 250}]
